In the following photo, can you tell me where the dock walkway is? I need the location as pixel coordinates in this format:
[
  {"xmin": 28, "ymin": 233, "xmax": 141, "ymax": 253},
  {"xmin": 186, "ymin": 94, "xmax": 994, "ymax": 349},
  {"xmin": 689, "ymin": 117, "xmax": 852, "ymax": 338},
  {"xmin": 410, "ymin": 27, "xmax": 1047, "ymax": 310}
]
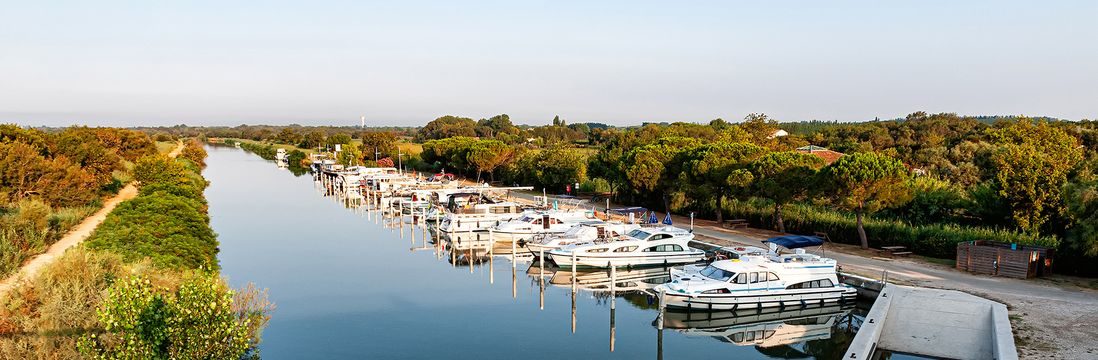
[{"xmin": 846, "ymin": 284, "xmax": 1017, "ymax": 360}]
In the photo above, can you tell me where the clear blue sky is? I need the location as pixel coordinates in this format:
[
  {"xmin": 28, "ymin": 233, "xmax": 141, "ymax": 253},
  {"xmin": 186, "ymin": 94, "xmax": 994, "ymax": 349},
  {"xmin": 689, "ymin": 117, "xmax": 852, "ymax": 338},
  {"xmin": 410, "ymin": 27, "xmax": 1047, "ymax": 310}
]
[{"xmin": 1, "ymin": 1, "xmax": 1095, "ymax": 127}]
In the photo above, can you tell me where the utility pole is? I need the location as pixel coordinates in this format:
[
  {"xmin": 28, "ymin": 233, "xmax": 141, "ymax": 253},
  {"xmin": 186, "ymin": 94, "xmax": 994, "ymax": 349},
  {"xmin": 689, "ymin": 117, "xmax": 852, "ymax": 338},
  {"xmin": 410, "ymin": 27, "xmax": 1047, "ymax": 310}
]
[
  {"xmin": 398, "ymin": 151, "xmax": 405, "ymax": 175},
  {"xmin": 374, "ymin": 146, "xmax": 380, "ymax": 163}
]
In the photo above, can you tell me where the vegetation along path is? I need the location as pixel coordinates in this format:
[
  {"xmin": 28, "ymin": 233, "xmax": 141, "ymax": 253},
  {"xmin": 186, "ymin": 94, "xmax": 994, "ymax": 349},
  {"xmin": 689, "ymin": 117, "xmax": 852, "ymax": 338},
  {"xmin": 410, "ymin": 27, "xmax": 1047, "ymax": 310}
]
[{"xmin": 0, "ymin": 140, "xmax": 184, "ymax": 298}]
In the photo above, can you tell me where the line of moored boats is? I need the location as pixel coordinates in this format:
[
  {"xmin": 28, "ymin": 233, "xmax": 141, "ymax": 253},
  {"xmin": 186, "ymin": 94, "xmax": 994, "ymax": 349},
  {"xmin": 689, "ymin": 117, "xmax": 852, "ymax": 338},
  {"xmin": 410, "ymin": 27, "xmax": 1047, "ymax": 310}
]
[{"xmin": 311, "ymin": 160, "xmax": 857, "ymax": 312}]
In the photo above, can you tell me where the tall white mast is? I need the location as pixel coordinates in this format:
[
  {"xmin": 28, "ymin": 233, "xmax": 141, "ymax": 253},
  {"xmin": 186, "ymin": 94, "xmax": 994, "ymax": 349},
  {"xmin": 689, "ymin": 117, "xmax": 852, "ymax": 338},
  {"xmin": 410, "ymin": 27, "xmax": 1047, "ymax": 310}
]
[{"xmin": 360, "ymin": 115, "xmax": 365, "ymax": 128}]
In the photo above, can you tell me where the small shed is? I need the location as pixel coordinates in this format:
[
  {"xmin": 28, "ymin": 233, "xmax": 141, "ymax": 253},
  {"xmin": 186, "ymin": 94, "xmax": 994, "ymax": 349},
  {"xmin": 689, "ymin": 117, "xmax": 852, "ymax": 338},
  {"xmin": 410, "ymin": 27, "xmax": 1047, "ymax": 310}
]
[{"xmin": 956, "ymin": 240, "xmax": 1053, "ymax": 279}]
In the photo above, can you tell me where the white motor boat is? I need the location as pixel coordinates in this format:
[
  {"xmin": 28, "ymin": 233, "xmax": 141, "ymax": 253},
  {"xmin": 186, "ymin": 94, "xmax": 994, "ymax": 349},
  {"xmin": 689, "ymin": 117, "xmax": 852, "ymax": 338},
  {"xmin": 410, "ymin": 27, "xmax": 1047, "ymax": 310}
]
[
  {"xmin": 438, "ymin": 201, "xmax": 526, "ymax": 233},
  {"xmin": 524, "ymin": 220, "xmax": 639, "ymax": 257},
  {"xmin": 547, "ymin": 225, "xmax": 704, "ymax": 268},
  {"xmin": 654, "ymin": 235, "xmax": 857, "ymax": 311},
  {"xmin": 490, "ymin": 209, "xmax": 596, "ymax": 237}
]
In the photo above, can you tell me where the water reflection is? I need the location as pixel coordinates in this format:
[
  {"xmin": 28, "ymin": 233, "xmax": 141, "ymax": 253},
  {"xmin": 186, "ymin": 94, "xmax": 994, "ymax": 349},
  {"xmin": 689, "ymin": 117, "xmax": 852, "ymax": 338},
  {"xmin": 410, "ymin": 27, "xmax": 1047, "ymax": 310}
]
[{"xmin": 210, "ymin": 147, "xmax": 867, "ymax": 359}]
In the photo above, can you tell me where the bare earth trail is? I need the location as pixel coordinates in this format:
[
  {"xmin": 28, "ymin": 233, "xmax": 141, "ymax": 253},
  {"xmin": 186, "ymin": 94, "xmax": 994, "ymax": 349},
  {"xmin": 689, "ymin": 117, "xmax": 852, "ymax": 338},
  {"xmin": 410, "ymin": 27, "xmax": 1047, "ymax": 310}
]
[
  {"xmin": 503, "ymin": 190, "xmax": 1097, "ymax": 359},
  {"xmin": 0, "ymin": 141, "xmax": 185, "ymax": 298}
]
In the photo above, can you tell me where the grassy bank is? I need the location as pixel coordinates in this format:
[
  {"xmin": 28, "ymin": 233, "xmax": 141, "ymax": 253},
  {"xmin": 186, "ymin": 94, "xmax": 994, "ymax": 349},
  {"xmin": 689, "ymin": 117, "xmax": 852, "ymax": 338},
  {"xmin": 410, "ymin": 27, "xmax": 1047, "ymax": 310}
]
[
  {"xmin": 0, "ymin": 140, "xmax": 272, "ymax": 358},
  {"xmin": 723, "ymin": 198, "xmax": 1058, "ymax": 259}
]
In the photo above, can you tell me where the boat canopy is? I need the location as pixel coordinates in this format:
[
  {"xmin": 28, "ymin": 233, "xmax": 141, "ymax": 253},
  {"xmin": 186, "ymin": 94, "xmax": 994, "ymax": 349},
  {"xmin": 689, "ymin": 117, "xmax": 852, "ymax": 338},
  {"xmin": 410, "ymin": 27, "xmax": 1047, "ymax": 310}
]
[
  {"xmin": 764, "ymin": 235, "xmax": 824, "ymax": 249},
  {"xmin": 608, "ymin": 207, "xmax": 648, "ymax": 214}
]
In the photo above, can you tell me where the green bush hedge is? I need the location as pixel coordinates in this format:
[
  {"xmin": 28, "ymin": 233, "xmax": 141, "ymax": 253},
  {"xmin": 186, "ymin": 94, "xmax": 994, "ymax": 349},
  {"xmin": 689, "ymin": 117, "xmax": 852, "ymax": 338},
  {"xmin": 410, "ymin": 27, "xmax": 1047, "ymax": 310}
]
[
  {"xmin": 86, "ymin": 153, "xmax": 219, "ymax": 271},
  {"xmin": 724, "ymin": 198, "xmax": 1058, "ymax": 259}
]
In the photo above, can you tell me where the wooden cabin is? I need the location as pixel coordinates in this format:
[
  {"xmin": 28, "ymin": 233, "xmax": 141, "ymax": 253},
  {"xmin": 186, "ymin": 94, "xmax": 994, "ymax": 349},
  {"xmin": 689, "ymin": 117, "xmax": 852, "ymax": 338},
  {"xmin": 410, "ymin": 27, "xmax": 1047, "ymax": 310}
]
[{"xmin": 956, "ymin": 240, "xmax": 1053, "ymax": 279}]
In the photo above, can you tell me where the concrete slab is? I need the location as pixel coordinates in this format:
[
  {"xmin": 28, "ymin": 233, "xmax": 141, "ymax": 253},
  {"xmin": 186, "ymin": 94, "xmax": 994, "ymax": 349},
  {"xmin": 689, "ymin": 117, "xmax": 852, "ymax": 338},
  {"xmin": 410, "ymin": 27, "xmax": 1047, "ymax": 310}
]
[{"xmin": 845, "ymin": 284, "xmax": 1018, "ymax": 360}]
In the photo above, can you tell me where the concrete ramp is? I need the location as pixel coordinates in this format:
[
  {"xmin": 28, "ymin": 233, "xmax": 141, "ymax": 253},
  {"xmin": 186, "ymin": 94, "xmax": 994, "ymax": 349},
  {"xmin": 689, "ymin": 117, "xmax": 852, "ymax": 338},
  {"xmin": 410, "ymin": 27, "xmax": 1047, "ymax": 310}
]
[{"xmin": 845, "ymin": 284, "xmax": 1017, "ymax": 360}]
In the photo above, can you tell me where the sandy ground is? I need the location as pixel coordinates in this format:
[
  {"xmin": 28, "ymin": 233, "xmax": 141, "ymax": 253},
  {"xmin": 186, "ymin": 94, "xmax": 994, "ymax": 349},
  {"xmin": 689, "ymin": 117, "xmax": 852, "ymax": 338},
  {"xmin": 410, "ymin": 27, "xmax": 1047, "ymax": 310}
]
[
  {"xmin": 0, "ymin": 141, "xmax": 184, "ymax": 299},
  {"xmin": 503, "ymin": 190, "xmax": 1097, "ymax": 359}
]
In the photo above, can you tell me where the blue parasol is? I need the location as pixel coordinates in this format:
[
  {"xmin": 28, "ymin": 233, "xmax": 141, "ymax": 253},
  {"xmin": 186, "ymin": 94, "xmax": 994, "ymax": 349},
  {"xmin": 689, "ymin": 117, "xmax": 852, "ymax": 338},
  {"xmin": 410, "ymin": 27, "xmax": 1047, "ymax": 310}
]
[
  {"xmin": 663, "ymin": 213, "xmax": 673, "ymax": 225},
  {"xmin": 648, "ymin": 212, "xmax": 658, "ymax": 224}
]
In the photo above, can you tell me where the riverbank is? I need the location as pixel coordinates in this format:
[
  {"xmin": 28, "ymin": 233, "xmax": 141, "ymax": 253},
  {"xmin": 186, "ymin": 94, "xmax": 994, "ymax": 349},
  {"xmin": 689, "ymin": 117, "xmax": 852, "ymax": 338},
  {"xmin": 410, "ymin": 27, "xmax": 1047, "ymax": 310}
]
[
  {"xmin": 501, "ymin": 189, "xmax": 1096, "ymax": 358},
  {"xmin": 0, "ymin": 141, "xmax": 271, "ymax": 358},
  {"xmin": 0, "ymin": 141, "xmax": 183, "ymax": 297}
]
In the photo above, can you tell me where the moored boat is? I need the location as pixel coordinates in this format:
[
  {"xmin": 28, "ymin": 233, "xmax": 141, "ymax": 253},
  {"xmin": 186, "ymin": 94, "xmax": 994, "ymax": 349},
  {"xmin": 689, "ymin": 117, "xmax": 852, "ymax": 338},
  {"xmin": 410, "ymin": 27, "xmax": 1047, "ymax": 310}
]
[
  {"xmin": 547, "ymin": 225, "xmax": 704, "ymax": 268},
  {"xmin": 654, "ymin": 235, "xmax": 857, "ymax": 311},
  {"xmin": 524, "ymin": 220, "xmax": 639, "ymax": 257}
]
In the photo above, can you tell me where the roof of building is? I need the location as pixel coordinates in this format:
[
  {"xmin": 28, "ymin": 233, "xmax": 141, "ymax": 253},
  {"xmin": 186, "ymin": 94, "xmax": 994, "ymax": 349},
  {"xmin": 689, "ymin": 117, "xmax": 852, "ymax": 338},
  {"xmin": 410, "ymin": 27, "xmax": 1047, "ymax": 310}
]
[{"xmin": 795, "ymin": 145, "xmax": 845, "ymax": 164}]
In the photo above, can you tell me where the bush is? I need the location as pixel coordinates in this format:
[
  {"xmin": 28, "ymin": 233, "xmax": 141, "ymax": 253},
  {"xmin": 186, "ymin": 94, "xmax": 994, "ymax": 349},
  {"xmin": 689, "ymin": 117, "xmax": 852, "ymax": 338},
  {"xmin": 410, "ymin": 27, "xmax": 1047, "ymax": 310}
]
[
  {"xmin": 580, "ymin": 178, "xmax": 611, "ymax": 193},
  {"xmin": 0, "ymin": 200, "xmax": 97, "ymax": 277},
  {"xmin": 78, "ymin": 273, "xmax": 269, "ymax": 359},
  {"xmin": 179, "ymin": 139, "xmax": 207, "ymax": 169},
  {"xmin": 724, "ymin": 198, "xmax": 1057, "ymax": 259},
  {"xmin": 88, "ymin": 153, "xmax": 218, "ymax": 270}
]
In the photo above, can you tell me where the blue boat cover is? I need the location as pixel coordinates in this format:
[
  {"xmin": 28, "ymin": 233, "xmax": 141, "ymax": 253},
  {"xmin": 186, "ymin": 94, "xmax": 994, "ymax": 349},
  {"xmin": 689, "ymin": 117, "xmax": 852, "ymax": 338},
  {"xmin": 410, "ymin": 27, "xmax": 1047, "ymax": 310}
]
[{"xmin": 765, "ymin": 235, "xmax": 824, "ymax": 249}]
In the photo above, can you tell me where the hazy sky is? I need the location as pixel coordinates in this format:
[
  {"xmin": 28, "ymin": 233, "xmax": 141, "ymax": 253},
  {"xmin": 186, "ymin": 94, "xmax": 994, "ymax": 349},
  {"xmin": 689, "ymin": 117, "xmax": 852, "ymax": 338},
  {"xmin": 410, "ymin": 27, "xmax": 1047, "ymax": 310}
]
[{"xmin": 2, "ymin": 1, "xmax": 1096, "ymax": 127}]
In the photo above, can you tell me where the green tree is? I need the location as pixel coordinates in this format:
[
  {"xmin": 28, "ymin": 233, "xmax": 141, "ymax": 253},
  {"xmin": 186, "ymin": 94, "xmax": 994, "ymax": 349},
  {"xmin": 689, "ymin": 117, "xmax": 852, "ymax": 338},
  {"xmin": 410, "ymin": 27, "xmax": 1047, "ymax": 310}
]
[
  {"xmin": 624, "ymin": 137, "xmax": 702, "ymax": 213},
  {"xmin": 1064, "ymin": 173, "xmax": 1098, "ymax": 256},
  {"xmin": 417, "ymin": 115, "xmax": 477, "ymax": 141},
  {"xmin": 359, "ymin": 131, "xmax": 397, "ymax": 160},
  {"xmin": 531, "ymin": 147, "xmax": 587, "ymax": 191},
  {"xmin": 681, "ymin": 142, "xmax": 767, "ymax": 223},
  {"xmin": 327, "ymin": 133, "xmax": 353, "ymax": 147},
  {"xmin": 337, "ymin": 144, "xmax": 363, "ymax": 167},
  {"xmin": 275, "ymin": 128, "xmax": 303, "ymax": 145},
  {"xmin": 989, "ymin": 120, "xmax": 1083, "ymax": 234},
  {"xmin": 820, "ymin": 152, "xmax": 912, "ymax": 249},
  {"xmin": 300, "ymin": 131, "xmax": 325, "ymax": 149},
  {"xmin": 466, "ymin": 140, "xmax": 515, "ymax": 182},
  {"xmin": 747, "ymin": 151, "xmax": 824, "ymax": 232}
]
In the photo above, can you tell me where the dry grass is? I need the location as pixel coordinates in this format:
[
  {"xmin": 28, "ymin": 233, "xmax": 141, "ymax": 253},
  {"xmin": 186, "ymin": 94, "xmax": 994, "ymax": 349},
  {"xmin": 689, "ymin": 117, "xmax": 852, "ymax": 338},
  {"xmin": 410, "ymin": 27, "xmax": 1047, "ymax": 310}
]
[{"xmin": 155, "ymin": 141, "xmax": 177, "ymax": 155}]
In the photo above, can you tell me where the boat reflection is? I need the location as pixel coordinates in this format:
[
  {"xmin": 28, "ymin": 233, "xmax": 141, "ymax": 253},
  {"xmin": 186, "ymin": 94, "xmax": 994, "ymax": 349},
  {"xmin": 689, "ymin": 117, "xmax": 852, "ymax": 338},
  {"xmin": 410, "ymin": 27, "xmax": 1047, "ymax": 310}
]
[
  {"xmin": 657, "ymin": 304, "xmax": 856, "ymax": 353},
  {"xmin": 547, "ymin": 267, "xmax": 671, "ymax": 293}
]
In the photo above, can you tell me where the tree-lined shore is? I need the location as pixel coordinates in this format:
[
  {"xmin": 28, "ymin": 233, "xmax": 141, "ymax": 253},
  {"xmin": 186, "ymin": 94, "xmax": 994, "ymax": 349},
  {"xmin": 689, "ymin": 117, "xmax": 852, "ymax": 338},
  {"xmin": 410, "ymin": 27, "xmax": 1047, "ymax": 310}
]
[
  {"xmin": 0, "ymin": 131, "xmax": 271, "ymax": 358},
  {"xmin": 155, "ymin": 112, "xmax": 1095, "ymax": 275}
]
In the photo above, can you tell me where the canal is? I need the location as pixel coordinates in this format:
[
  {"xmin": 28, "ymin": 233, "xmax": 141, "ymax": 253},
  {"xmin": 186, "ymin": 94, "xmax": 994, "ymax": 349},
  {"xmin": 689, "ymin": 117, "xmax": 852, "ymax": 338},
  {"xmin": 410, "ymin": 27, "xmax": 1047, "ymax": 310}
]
[{"xmin": 206, "ymin": 146, "xmax": 863, "ymax": 359}]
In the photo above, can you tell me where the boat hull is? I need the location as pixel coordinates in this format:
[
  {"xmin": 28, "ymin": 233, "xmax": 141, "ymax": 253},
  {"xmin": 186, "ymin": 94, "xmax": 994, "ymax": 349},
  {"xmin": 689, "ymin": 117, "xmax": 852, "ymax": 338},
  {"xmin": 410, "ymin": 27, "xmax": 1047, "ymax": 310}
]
[
  {"xmin": 658, "ymin": 286, "xmax": 857, "ymax": 311},
  {"xmin": 548, "ymin": 251, "xmax": 705, "ymax": 268}
]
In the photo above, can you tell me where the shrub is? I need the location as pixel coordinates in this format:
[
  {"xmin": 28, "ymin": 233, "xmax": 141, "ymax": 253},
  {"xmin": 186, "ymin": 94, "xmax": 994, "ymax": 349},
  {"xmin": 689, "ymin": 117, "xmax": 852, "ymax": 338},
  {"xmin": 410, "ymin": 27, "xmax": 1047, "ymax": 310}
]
[
  {"xmin": 79, "ymin": 273, "xmax": 268, "ymax": 359},
  {"xmin": 580, "ymin": 178, "xmax": 611, "ymax": 193},
  {"xmin": 724, "ymin": 198, "xmax": 1056, "ymax": 258},
  {"xmin": 179, "ymin": 139, "xmax": 207, "ymax": 169}
]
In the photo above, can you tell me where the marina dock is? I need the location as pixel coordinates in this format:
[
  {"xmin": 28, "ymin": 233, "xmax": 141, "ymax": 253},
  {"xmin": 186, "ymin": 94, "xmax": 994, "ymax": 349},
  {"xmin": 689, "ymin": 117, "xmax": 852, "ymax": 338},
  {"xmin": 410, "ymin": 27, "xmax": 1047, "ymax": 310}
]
[{"xmin": 844, "ymin": 283, "xmax": 1017, "ymax": 360}]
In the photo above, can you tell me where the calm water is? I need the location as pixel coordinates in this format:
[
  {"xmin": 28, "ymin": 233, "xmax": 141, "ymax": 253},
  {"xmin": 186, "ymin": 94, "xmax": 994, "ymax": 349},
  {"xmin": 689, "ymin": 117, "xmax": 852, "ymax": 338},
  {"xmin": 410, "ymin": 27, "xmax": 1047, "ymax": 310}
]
[{"xmin": 206, "ymin": 146, "xmax": 862, "ymax": 359}]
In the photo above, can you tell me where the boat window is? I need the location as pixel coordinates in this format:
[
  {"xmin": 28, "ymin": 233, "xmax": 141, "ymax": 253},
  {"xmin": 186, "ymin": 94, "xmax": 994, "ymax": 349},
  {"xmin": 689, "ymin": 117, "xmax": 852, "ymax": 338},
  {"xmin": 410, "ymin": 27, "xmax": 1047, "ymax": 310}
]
[
  {"xmin": 532, "ymin": 218, "xmax": 542, "ymax": 225},
  {"xmin": 613, "ymin": 246, "xmax": 637, "ymax": 253},
  {"xmin": 669, "ymin": 245, "xmax": 683, "ymax": 251},
  {"xmin": 819, "ymin": 279, "xmax": 834, "ymax": 287},
  {"xmin": 650, "ymin": 233, "xmax": 672, "ymax": 240},
  {"xmin": 767, "ymin": 272, "xmax": 780, "ymax": 281},
  {"xmin": 587, "ymin": 248, "xmax": 608, "ymax": 253},
  {"xmin": 626, "ymin": 229, "xmax": 651, "ymax": 240},
  {"xmin": 702, "ymin": 288, "xmax": 731, "ymax": 294},
  {"xmin": 643, "ymin": 246, "xmax": 659, "ymax": 252},
  {"xmin": 549, "ymin": 218, "xmax": 562, "ymax": 225},
  {"xmin": 699, "ymin": 265, "xmax": 734, "ymax": 281},
  {"xmin": 748, "ymin": 272, "xmax": 759, "ymax": 283},
  {"xmin": 734, "ymin": 273, "xmax": 747, "ymax": 284}
]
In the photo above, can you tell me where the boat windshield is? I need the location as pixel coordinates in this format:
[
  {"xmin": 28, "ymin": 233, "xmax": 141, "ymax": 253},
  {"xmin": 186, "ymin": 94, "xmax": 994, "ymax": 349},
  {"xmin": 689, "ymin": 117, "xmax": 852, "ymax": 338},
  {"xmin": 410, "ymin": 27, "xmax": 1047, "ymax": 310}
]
[
  {"xmin": 626, "ymin": 229, "xmax": 651, "ymax": 240},
  {"xmin": 699, "ymin": 265, "xmax": 735, "ymax": 282},
  {"xmin": 517, "ymin": 215, "xmax": 534, "ymax": 223}
]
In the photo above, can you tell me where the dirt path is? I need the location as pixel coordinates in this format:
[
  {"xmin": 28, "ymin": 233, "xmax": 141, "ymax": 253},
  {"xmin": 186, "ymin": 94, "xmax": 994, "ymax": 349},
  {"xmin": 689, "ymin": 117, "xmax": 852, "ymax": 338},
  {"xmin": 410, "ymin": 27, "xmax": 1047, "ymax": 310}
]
[{"xmin": 0, "ymin": 141, "xmax": 185, "ymax": 298}]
